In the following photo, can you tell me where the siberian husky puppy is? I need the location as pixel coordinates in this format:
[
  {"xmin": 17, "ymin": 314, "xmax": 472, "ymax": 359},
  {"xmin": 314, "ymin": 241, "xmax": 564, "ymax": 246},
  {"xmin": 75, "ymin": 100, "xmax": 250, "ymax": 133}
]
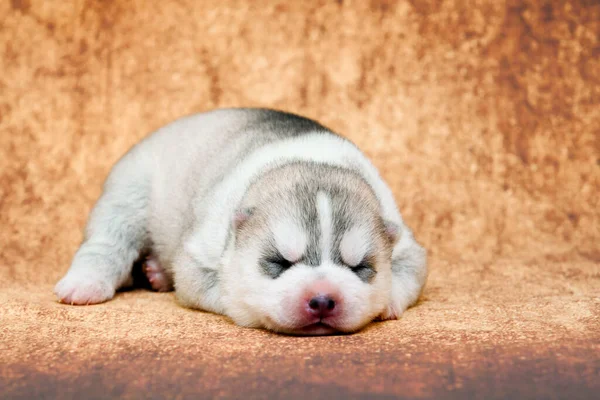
[{"xmin": 55, "ymin": 108, "xmax": 427, "ymax": 335}]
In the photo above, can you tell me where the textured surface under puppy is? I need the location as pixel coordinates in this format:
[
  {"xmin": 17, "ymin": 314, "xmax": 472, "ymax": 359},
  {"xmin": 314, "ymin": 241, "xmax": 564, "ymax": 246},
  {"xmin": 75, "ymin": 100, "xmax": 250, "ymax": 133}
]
[{"xmin": 0, "ymin": 0, "xmax": 599, "ymax": 398}]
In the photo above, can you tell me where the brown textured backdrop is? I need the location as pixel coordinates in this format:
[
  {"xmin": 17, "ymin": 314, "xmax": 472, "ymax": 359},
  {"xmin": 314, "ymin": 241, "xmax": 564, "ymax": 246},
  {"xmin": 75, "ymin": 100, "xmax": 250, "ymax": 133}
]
[{"xmin": 1, "ymin": 0, "xmax": 599, "ymax": 399}]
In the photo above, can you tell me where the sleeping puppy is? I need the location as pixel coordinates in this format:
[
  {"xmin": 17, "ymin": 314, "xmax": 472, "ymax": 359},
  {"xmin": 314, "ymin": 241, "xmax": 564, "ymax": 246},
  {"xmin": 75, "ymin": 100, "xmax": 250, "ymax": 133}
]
[{"xmin": 54, "ymin": 108, "xmax": 427, "ymax": 335}]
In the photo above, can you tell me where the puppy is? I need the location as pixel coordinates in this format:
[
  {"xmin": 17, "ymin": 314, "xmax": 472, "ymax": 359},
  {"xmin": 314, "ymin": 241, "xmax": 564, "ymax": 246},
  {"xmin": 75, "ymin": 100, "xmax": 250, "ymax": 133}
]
[{"xmin": 55, "ymin": 108, "xmax": 427, "ymax": 335}]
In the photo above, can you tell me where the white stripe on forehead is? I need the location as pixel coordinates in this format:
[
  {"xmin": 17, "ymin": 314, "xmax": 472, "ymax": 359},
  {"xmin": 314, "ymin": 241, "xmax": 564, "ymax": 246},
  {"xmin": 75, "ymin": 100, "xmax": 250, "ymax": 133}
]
[
  {"xmin": 272, "ymin": 219, "xmax": 307, "ymax": 262},
  {"xmin": 340, "ymin": 225, "xmax": 371, "ymax": 267},
  {"xmin": 316, "ymin": 191, "xmax": 333, "ymax": 263}
]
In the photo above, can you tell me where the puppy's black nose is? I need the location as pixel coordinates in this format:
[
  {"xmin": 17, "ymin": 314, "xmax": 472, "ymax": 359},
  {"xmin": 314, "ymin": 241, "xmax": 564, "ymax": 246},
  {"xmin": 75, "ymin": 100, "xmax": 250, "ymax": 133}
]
[{"xmin": 308, "ymin": 295, "xmax": 336, "ymax": 317}]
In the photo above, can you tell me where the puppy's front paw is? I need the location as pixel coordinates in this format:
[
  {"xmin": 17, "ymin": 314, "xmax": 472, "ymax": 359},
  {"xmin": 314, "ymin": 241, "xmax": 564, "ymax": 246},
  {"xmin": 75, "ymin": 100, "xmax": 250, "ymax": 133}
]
[{"xmin": 54, "ymin": 270, "xmax": 115, "ymax": 305}]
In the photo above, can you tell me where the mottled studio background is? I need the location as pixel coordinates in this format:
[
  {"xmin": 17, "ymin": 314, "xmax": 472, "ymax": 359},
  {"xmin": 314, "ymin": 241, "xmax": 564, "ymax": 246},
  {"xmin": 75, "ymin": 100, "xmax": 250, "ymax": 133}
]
[{"xmin": 1, "ymin": 1, "xmax": 599, "ymax": 399}]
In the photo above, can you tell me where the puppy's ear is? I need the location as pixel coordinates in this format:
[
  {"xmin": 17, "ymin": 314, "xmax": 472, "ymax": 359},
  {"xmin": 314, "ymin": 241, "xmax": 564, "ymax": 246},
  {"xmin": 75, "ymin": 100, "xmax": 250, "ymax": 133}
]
[
  {"xmin": 383, "ymin": 220, "xmax": 401, "ymax": 245},
  {"xmin": 233, "ymin": 207, "xmax": 255, "ymax": 229}
]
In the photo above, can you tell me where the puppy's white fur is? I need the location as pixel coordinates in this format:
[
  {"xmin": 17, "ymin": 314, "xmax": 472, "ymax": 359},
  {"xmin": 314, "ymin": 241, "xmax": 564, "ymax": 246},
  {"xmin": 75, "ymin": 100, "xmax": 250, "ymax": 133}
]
[{"xmin": 271, "ymin": 219, "xmax": 306, "ymax": 263}]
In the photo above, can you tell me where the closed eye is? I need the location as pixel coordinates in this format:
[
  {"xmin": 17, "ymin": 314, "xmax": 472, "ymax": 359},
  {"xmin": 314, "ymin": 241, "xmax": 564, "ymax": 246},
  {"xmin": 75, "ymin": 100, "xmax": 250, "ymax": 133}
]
[
  {"xmin": 260, "ymin": 252, "xmax": 299, "ymax": 279},
  {"xmin": 346, "ymin": 254, "xmax": 374, "ymax": 270},
  {"xmin": 352, "ymin": 260, "xmax": 373, "ymax": 270},
  {"xmin": 346, "ymin": 257, "xmax": 376, "ymax": 283},
  {"xmin": 266, "ymin": 254, "xmax": 295, "ymax": 270}
]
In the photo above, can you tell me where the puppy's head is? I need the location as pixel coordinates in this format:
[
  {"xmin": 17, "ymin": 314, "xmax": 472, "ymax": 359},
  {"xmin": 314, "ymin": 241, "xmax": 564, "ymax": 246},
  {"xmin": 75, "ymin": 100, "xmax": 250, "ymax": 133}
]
[{"xmin": 221, "ymin": 163, "xmax": 398, "ymax": 335}]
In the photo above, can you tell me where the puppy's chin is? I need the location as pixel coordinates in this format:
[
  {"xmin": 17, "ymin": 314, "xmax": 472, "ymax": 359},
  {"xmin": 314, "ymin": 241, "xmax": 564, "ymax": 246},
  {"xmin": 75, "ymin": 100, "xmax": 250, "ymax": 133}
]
[
  {"xmin": 281, "ymin": 322, "xmax": 340, "ymax": 336},
  {"xmin": 262, "ymin": 316, "xmax": 368, "ymax": 336}
]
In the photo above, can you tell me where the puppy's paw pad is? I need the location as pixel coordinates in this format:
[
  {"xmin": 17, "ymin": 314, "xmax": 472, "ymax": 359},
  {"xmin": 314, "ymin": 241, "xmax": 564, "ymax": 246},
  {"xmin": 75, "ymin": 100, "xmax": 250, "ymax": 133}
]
[
  {"xmin": 142, "ymin": 257, "xmax": 173, "ymax": 292},
  {"xmin": 54, "ymin": 272, "xmax": 115, "ymax": 305}
]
